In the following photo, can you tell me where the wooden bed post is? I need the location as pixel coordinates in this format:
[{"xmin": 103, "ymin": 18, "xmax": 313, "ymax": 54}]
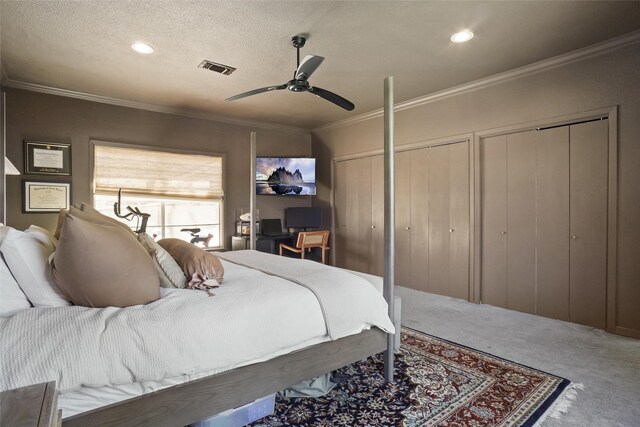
[
  {"xmin": 250, "ymin": 131, "xmax": 257, "ymax": 250},
  {"xmin": 383, "ymin": 76, "xmax": 395, "ymax": 382}
]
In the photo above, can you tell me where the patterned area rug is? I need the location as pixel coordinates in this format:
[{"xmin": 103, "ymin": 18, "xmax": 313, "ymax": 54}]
[{"xmin": 253, "ymin": 327, "xmax": 572, "ymax": 426}]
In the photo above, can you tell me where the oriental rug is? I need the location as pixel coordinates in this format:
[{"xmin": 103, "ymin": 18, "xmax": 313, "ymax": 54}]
[{"xmin": 253, "ymin": 327, "xmax": 574, "ymax": 427}]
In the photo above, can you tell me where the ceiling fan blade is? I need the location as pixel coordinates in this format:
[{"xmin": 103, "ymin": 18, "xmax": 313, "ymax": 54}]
[
  {"xmin": 308, "ymin": 86, "xmax": 355, "ymax": 111},
  {"xmin": 296, "ymin": 55, "xmax": 324, "ymax": 80},
  {"xmin": 226, "ymin": 84, "xmax": 287, "ymax": 102}
]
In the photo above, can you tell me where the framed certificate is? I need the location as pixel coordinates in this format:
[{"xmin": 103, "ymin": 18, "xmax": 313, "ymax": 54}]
[
  {"xmin": 23, "ymin": 181, "xmax": 71, "ymax": 213},
  {"xmin": 24, "ymin": 141, "xmax": 72, "ymax": 176}
]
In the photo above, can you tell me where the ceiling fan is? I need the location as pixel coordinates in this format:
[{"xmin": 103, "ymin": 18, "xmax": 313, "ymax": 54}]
[{"xmin": 225, "ymin": 35, "xmax": 355, "ymax": 111}]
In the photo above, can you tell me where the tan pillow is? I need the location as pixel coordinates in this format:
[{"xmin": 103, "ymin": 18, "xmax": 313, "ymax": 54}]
[
  {"xmin": 70, "ymin": 205, "xmax": 135, "ymax": 235},
  {"xmin": 138, "ymin": 233, "xmax": 187, "ymax": 288},
  {"xmin": 53, "ymin": 209, "xmax": 68, "ymax": 240},
  {"xmin": 51, "ymin": 214, "xmax": 160, "ymax": 308},
  {"xmin": 157, "ymin": 238, "xmax": 224, "ymax": 287}
]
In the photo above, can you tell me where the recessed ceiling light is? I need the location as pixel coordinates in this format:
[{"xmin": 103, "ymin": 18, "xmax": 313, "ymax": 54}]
[
  {"xmin": 450, "ymin": 30, "xmax": 474, "ymax": 43},
  {"xmin": 131, "ymin": 42, "xmax": 154, "ymax": 54}
]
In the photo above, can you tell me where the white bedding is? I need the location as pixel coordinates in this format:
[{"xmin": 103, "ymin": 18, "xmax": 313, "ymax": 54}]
[{"xmin": 1, "ymin": 252, "xmax": 393, "ymax": 418}]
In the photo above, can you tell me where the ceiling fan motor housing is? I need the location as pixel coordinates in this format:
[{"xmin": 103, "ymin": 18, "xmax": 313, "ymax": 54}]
[{"xmin": 287, "ymin": 79, "xmax": 310, "ymax": 92}]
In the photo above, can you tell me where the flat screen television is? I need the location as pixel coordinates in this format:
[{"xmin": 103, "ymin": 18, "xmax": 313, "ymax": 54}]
[{"xmin": 256, "ymin": 157, "xmax": 316, "ymax": 195}]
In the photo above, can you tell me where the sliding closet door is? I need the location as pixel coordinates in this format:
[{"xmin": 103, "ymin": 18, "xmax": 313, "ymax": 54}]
[
  {"xmin": 536, "ymin": 127, "xmax": 570, "ymax": 321},
  {"xmin": 409, "ymin": 148, "xmax": 429, "ymax": 292},
  {"xmin": 334, "ymin": 161, "xmax": 347, "ymax": 268},
  {"xmin": 506, "ymin": 131, "xmax": 537, "ymax": 314},
  {"xmin": 570, "ymin": 120, "xmax": 608, "ymax": 329},
  {"xmin": 448, "ymin": 142, "xmax": 470, "ymax": 300},
  {"xmin": 395, "ymin": 150, "xmax": 412, "ymax": 287},
  {"xmin": 370, "ymin": 155, "xmax": 385, "ymax": 276},
  {"xmin": 481, "ymin": 135, "xmax": 508, "ymax": 307}
]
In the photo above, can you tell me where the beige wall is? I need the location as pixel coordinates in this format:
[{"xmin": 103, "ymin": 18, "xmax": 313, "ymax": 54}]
[
  {"xmin": 312, "ymin": 43, "xmax": 640, "ymax": 336},
  {"xmin": 4, "ymin": 88, "xmax": 311, "ymax": 247}
]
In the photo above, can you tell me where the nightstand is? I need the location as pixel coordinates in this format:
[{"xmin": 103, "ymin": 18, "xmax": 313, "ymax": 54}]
[{"xmin": 0, "ymin": 381, "xmax": 61, "ymax": 426}]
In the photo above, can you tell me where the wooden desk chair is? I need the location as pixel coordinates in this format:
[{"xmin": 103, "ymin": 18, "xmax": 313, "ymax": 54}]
[{"xmin": 279, "ymin": 230, "xmax": 330, "ymax": 264}]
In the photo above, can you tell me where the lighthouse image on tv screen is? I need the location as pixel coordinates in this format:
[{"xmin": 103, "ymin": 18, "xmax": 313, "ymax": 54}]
[{"xmin": 256, "ymin": 157, "xmax": 316, "ymax": 195}]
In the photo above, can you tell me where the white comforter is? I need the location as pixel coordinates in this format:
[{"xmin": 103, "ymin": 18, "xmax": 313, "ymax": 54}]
[{"xmin": 1, "ymin": 252, "xmax": 393, "ymax": 392}]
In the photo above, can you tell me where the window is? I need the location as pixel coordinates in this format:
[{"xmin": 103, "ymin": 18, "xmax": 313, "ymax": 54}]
[{"xmin": 92, "ymin": 143, "xmax": 224, "ymax": 247}]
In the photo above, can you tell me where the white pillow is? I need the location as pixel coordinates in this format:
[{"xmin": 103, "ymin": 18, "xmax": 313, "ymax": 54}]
[
  {"xmin": 138, "ymin": 233, "xmax": 187, "ymax": 288},
  {"xmin": 0, "ymin": 254, "xmax": 32, "ymax": 317},
  {"xmin": 0, "ymin": 227, "xmax": 71, "ymax": 307}
]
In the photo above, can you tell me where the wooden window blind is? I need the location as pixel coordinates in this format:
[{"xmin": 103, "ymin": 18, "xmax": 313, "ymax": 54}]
[{"xmin": 93, "ymin": 145, "xmax": 223, "ymax": 200}]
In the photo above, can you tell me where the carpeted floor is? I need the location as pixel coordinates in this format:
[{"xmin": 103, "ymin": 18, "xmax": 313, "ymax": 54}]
[
  {"xmin": 397, "ymin": 286, "xmax": 640, "ymax": 426},
  {"xmin": 254, "ymin": 327, "xmax": 571, "ymax": 426}
]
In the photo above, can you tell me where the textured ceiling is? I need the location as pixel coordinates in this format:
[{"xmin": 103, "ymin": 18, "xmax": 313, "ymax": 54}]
[{"xmin": 1, "ymin": 1, "xmax": 640, "ymax": 129}]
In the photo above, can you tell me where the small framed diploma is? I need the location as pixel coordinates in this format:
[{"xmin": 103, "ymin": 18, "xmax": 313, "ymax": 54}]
[
  {"xmin": 23, "ymin": 181, "xmax": 71, "ymax": 213},
  {"xmin": 24, "ymin": 141, "xmax": 72, "ymax": 176}
]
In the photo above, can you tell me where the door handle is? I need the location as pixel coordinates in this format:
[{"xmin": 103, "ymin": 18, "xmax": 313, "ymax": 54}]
[
  {"xmin": 571, "ymin": 235, "xmax": 577, "ymax": 240},
  {"xmin": 449, "ymin": 228, "xmax": 455, "ymax": 233},
  {"xmin": 371, "ymin": 225, "xmax": 376, "ymax": 229},
  {"xmin": 501, "ymin": 231, "xmax": 507, "ymax": 235},
  {"xmin": 405, "ymin": 226, "xmax": 411, "ymax": 230}
]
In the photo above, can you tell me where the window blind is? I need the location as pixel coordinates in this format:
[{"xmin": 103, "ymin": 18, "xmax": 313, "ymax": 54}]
[{"xmin": 94, "ymin": 145, "xmax": 223, "ymax": 200}]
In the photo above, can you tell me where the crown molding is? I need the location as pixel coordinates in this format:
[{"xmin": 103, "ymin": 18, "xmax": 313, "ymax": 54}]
[
  {"xmin": 1, "ymin": 79, "xmax": 310, "ymax": 135},
  {"xmin": 313, "ymin": 30, "xmax": 640, "ymax": 133}
]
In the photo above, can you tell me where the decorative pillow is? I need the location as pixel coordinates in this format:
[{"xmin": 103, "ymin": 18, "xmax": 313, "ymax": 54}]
[
  {"xmin": 0, "ymin": 227, "xmax": 71, "ymax": 307},
  {"xmin": 27, "ymin": 224, "xmax": 58, "ymax": 248},
  {"xmin": 157, "ymin": 239, "xmax": 224, "ymax": 290},
  {"xmin": 53, "ymin": 208, "xmax": 68, "ymax": 239},
  {"xmin": 0, "ymin": 224, "xmax": 10, "ymax": 245},
  {"xmin": 68, "ymin": 205, "xmax": 135, "ymax": 236},
  {"xmin": 51, "ymin": 214, "xmax": 160, "ymax": 308},
  {"xmin": 0, "ymin": 255, "xmax": 32, "ymax": 317},
  {"xmin": 138, "ymin": 233, "xmax": 187, "ymax": 288}
]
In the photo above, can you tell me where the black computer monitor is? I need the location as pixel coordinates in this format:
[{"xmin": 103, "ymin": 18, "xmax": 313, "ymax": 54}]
[{"xmin": 285, "ymin": 207, "xmax": 322, "ymax": 230}]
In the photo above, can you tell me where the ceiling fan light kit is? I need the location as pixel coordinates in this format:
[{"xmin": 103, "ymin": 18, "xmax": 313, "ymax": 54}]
[{"xmin": 226, "ymin": 35, "xmax": 355, "ymax": 111}]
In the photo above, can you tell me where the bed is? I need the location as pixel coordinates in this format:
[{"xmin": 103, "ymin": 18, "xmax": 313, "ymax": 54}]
[{"xmin": 1, "ymin": 248, "xmax": 394, "ymax": 427}]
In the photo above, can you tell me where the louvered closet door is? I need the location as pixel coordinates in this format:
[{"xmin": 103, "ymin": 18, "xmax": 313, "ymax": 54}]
[
  {"xmin": 344, "ymin": 157, "xmax": 373, "ymax": 273},
  {"xmin": 409, "ymin": 147, "xmax": 429, "ymax": 292},
  {"xmin": 569, "ymin": 120, "xmax": 608, "ymax": 329},
  {"xmin": 334, "ymin": 160, "xmax": 347, "ymax": 268},
  {"xmin": 370, "ymin": 155, "xmax": 385, "ymax": 276},
  {"xmin": 395, "ymin": 150, "xmax": 412, "ymax": 287},
  {"xmin": 481, "ymin": 135, "xmax": 508, "ymax": 307}
]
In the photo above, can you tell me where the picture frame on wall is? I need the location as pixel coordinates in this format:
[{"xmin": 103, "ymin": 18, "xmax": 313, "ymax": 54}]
[
  {"xmin": 23, "ymin": 181, "xmax": 71, "ymax": 213},
  {"xmin": 24, "ymin": 141, "xmax": 72, "ymax": 176}
]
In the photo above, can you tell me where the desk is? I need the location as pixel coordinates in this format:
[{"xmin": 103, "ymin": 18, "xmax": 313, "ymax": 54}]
[{"xmin": 232, "ymin": 234, "xmax": 295, "ymax": 254}]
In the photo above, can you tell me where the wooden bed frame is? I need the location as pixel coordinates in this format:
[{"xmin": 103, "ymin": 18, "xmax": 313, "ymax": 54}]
[{"xmin": 63, "ymin": 328, "xmax": 387, "ymax": 427}]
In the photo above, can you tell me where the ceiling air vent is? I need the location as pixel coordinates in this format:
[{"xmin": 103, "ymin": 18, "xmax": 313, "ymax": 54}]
[{"xmin": 198, "ymin": 60, "xmax": 236, "ymax": 75}]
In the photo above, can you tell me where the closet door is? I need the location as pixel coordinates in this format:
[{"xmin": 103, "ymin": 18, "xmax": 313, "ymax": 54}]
[
  {"xmin": 428, "ymin": 145, "xmax": 451, "ymax": 296},
  {"xmin": 536, "ymin": 127, "xmax": 570, "ymax": 321},
  {"xmin": 344, "ymin": 157, "xmax": 372, "ymax": 273},
  {"xmin": 481, "ymin": 135, "xmax": 508, "ymax": 307},
  {"xmin": 569, "ymin": 120, "xmax": 608, "ymax": 329},
  {"xmin": 506, "ymin": 131, "xmax": 537, "ymax": 314},
  {"xmin": 428, "ymin": 142, "xmax": 470, "ymax": 299},
  {"xmin": 410, "ymin": 148, "xmax": 429, "ymax": 292},
  {"xmin": 448, "ymin": 142, "xmax": 470, "ymax": 300},
  {"xmin": 395, "ymin": 150, "xmax": 412, "ymax": 287},
  {"xmin": 334, "ymin": 161, "xmax": 347, "ymax": 268},
  {"xmin": 370, "ymin": 155, "xmax": 385, "ymax": 276}
]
